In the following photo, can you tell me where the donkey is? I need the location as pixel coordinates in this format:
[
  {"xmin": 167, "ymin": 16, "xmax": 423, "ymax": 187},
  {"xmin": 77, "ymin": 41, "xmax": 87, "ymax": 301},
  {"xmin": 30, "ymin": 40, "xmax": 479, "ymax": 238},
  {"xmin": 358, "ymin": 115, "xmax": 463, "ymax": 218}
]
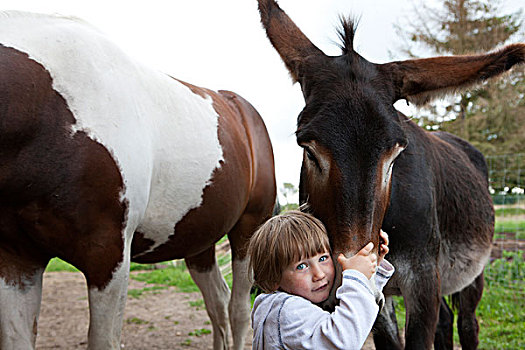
[
  {"xmin": 257, "ymin": 1, "xmax": 524, "ymax": 349},
  {"xmin": 0, "ymin": 11, "xmax": 275, "ymax": 350}
]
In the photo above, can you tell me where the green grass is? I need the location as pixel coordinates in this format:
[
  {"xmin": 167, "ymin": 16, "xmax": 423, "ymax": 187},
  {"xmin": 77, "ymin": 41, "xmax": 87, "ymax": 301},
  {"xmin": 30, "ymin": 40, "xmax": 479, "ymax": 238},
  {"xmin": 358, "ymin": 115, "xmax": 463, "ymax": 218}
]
[
  {"xmin": 494, "ymin": 207, "xmax": 525, "ymax": 217},
  {"xmin": 393, "ymin": 251, "xmax": 524, "ymax": 349},
  {"xmin": 128, "ymin": 286, "xmax": 168, "ymax": 299},
  {"xmin": 125, "ymin": 317, "xmax": 149, "ymax": 325},
  {"xmin": 45, "ymin": 251, "xmax": 232, "ymax": 294},
  {"xmin": 131, "ymin": 264, "xmax": 200, "ymax": 292},
  {"xmin": 46, "ymin": 258, "xmax": 79, "ymax": 272},
  {"xmin": 180, "ymin": 338, "xmax": 192, "ymax": 346},
  {"xmin": 189, "ymin": 299, "xmax": 205, "ymax": 308},
  {"xmin": 130, "ymin": 262, "xmax": 171, "ymax": 271},
  {"xmin": 495, "ymin": 207, "xmax": 525, "ymax": 216},
  {"xmin": 188, "ymin": 328, "xmax": 211, "ymax": 337},
  {"xmin": 494, "ymin": 206, "xmax": 525, "ymax": 236},
  {"xmin": 217, "ymin": 253, "xmax": 232, "ymax": 267},
  {"xmin": 46, "ymin": 258, "xmax": 176, "ymax": 273},
  {"xmin": 495, "ymin": 219, "xmax": 525, "ymax": 235}
]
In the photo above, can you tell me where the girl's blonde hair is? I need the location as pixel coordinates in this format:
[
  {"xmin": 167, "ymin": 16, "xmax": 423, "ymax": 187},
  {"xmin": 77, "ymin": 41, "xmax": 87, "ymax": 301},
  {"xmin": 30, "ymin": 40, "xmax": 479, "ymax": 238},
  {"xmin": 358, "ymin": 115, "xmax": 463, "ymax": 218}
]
[{"xmin": 247, "ymin": 210, "xmax": 330, "ymax": 293}]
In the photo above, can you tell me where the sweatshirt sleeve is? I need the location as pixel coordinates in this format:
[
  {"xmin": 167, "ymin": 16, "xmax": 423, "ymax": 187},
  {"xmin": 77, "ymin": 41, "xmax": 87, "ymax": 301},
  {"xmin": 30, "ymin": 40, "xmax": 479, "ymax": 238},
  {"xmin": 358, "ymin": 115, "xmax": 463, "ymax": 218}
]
[
  {"xmin": 279, "ymin": 270, "xmax": 378, "ymax": 350},
  {"xmin": 375, "ymin": 258, "xmax": 395, "ymax": 291}
]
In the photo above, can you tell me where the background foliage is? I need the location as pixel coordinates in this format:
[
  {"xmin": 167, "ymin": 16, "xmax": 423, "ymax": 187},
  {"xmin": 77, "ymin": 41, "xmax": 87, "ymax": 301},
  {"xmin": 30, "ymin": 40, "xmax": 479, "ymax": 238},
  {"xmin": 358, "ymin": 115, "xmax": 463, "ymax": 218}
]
[{"xmin": 394, "ymin": 0, "xmax": 524, "ymax": 158}]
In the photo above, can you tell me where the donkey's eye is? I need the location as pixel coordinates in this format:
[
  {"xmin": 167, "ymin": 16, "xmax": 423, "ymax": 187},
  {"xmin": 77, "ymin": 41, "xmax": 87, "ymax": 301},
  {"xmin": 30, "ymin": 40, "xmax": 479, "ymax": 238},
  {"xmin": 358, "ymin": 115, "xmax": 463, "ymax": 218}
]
[
  {"xmin": 305, "ymin": 148, "xmax": 316, "ymax": 161},
  {"xmin": 300, "ymin": 144, "xmax": 322, "ymax": 172}
]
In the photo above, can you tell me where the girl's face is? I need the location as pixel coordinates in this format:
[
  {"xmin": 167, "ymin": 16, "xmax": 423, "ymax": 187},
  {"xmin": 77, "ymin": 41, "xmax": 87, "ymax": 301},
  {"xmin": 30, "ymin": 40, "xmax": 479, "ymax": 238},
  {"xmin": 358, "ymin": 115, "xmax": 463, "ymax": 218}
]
[{"xmin": 278, "ymin": 250, "xmax": 335, "ymax": 303}]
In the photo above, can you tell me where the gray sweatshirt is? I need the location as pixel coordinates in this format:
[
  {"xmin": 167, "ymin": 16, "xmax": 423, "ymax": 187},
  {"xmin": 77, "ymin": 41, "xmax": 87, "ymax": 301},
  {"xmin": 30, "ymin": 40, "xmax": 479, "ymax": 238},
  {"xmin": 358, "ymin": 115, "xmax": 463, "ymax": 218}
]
[{"xmin": 251, "ymin": 260, "xmax": 394, "ymax": 350}]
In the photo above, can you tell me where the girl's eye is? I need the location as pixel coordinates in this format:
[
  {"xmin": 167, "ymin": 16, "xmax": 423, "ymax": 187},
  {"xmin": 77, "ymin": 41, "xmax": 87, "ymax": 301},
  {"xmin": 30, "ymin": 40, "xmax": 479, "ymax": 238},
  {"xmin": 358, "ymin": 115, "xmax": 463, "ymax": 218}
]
[
  {"xmin": 296, "ymin": 263, "xmax": 307, "ymax": 270},
  {"xmin": 319, "ymin": 255, "xmax": 329, "ymax": 262}
]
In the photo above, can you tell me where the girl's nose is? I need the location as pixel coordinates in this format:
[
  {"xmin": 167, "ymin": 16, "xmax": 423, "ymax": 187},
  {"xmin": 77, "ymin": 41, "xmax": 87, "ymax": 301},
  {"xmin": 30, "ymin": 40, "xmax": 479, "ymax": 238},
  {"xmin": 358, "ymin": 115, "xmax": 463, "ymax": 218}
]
[{"xmin": 312, "ymin": 264, "xmax": 325, "ymax": 281}]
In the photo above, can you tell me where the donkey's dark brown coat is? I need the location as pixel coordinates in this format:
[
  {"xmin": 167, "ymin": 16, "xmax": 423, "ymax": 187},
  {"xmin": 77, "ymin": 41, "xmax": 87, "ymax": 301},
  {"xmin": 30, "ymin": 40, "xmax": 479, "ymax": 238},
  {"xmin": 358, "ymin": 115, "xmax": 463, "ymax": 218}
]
[{"xmin": 257, "ymin": 1, "xmax": 524, "ymax": 349}]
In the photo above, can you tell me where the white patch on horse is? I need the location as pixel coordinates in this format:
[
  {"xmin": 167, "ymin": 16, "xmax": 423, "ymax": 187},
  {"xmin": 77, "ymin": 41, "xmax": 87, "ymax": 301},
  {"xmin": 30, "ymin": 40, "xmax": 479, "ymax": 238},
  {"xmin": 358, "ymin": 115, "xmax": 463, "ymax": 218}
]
[
  {"xmin": 87, "ymin": 253, "xmax": 131, "ymax": 349},
  {"xmin": 0, "ymin": 271, "xmax": 44, "ymax": 349},
  {"xmin": 0, "ymin": 12, "xmax": 224, "ymax": 251}
]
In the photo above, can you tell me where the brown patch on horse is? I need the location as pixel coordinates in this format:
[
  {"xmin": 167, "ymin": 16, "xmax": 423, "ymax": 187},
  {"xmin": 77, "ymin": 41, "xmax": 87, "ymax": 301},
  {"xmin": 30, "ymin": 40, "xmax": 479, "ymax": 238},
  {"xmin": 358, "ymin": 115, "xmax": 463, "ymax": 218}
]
[
  {"xmin": 175, "ymin": 78, "xmax": 209, "ymax": 99},
  {"xmin": 131, "ymin": 86, "xmax": 275, "ymax": 270},
  {"xmin": 0, "ymin": 45, "xmax": 126, "ymax": 290}
]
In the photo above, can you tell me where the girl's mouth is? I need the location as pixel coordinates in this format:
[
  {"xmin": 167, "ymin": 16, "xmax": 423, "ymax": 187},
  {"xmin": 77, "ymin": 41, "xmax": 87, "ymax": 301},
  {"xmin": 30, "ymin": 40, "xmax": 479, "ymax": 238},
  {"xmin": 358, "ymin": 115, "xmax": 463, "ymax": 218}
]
[{"xmin": 313, "ymin": 283, "xmax": 328, "ymax": 292}]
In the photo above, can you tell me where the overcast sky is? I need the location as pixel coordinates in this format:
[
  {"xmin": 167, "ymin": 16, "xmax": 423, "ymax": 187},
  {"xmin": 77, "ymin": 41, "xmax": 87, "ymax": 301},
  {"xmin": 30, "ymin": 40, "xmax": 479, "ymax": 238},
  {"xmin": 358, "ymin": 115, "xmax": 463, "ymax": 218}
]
[{"xmin": 3, "ymin": 0, "xmax": 523, "ymax": 203}]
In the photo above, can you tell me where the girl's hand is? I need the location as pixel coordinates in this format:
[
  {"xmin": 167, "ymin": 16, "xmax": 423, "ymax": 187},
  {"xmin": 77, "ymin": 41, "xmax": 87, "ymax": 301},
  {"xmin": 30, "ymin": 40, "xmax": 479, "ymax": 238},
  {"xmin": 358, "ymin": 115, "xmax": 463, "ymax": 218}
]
[
  {"xmin": 378, "ymin": 230, "xmax": 389, "ymax": 265},
  {"xmin": 337, "ymin": 242, "xmax": 377, "ymax": 279}
]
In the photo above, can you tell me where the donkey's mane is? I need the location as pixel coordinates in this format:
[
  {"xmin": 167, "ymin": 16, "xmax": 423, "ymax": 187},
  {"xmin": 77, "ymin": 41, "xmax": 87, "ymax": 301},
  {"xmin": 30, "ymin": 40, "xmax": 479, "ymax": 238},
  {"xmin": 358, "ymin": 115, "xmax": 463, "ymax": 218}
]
[{"xmin": 336, "ymin": 16, "xmax": 358, "ymax": 55}]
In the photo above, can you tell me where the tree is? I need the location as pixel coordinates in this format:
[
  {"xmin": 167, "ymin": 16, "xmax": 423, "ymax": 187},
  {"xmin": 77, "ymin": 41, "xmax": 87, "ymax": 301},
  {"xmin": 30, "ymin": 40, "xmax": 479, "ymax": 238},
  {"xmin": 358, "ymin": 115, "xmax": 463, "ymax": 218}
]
[
  {"xmin": 394, "ymin": 0, "xmax": 524, "ymax": 155},
  {"xmin": 280, "ymin": 182, "xmax": 298, "ymax": 204}
]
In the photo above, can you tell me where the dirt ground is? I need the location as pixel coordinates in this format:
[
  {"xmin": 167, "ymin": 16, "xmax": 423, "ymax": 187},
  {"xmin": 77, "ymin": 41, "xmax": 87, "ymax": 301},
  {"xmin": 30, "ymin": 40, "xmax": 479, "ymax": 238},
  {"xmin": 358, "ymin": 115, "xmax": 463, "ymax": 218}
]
[
  {"xmin": 36, "ymin": 234, "xmax": 522, "ymax": 350},
  {"xmin": 36, "ymin": 271, "xmax": 377, "ymax": 349}
]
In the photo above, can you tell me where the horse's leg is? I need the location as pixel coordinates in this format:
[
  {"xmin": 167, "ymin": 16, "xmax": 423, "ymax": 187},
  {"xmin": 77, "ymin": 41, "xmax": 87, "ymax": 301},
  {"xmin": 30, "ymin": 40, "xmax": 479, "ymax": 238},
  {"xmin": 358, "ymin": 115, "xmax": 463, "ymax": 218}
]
[
  {"xmin": 372, "ymin": 296, "xmax": 403, "ymax": 349},
  {"xmin": 85, "ymin": 258, "xmax": 130, "ymax": 349},
  {"xmin": 83, "ymin": 240, "xmax": 131, "ymax": 350},
  {"xmin": 457, "ymin": 272, "xmax": 484, "ymax": 350},
  {"xmin": 434, "ymin": 297, "xmax": 454, "ymax": 350},
  {"xmin": 0, "ymin": 262, "xmax": 45, "ymax": 350},
  {"xmin": 402, "ymin": 269, "xmax": 441, "ymax": 349},
  {"xmin": 227, "ymin": 214, "xmax": 261, "ymax": 350},
  {"xmin": 186, "ymin": 246, "xmax": 230, "ymax": 350},
  {"xmin": 0, "ymin": 210, "xmax": 49, "ymax": 350}
]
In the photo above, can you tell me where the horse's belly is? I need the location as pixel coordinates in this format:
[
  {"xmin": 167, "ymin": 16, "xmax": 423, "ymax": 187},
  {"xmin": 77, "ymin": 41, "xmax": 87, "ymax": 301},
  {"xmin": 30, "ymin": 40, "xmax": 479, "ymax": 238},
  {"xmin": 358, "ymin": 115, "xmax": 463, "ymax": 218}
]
[{"xmin": 134, "ymin": 165, "xmax": 221, "ymax": 256}]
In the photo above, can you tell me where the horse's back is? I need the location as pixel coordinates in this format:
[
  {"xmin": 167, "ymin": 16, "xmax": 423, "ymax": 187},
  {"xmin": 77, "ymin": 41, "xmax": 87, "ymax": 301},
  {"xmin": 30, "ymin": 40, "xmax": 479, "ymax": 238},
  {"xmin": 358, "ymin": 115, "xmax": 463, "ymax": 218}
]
[{"xmin": 218, "ymin": 89, "xmax": 276, "ymax": 211}]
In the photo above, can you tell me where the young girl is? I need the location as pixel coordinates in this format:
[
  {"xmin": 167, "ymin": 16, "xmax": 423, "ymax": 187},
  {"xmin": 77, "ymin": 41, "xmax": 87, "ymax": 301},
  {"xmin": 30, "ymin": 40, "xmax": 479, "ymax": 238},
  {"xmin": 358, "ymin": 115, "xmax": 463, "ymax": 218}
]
[{"xmin": 248, "ymin": 210, "xmax": 393, "ymax": 349}]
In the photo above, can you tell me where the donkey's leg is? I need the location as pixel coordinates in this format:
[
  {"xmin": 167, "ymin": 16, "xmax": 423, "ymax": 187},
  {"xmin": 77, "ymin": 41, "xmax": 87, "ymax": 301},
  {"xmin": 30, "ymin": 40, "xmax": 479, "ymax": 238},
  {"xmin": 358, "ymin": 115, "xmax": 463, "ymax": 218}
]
[
  {"xmin": 402, "ymin": 270, "xmax": 441, "ymax": 350},
  {"xmin": 0, "ymin": 264, "xmax": 45, "ymax": 350},
  {"xmin": 186, "ymin": 247, "xmax": 231, "ymax": 350},
  {"xmin": 457, "ymin": 272, "xmax": 484, "ymax": 350},
  {"xmin": 227, "ymin": 213, "xmax": 261, "ymax": 350},
  {"xmin": 434, "ymin": 297, "xmax": 454, "ymax": 350},
  {"xmin": 372, "ymin": 296, "xmax": 403, "ymax": 349},
  {"xmin": 85, "ymin": 245, "xmax": 131, "ymax": 350}
]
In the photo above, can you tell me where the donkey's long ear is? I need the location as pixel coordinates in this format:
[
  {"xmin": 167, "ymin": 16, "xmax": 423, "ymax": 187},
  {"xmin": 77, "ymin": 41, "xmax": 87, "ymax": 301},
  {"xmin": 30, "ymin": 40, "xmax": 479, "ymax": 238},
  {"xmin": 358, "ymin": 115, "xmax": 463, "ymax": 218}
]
[
  {"xmin": 380, "ymin": 43, "xmax": 525, "ymax": 106},
  {"xmin": 258, "ymin": 0, "xmax": 326, "ymax": 82}
]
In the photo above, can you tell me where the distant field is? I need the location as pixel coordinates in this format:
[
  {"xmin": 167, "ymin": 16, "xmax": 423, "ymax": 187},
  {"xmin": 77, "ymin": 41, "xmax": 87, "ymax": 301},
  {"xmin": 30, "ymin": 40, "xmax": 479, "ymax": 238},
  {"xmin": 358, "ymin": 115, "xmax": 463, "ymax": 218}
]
[
  {"xmin": 495, "ymin": 207, "xmax": 525, "ymax": 217},
  {"xmin": 494, "ymin": 204, "xmax": 525, "ymax": 238}
]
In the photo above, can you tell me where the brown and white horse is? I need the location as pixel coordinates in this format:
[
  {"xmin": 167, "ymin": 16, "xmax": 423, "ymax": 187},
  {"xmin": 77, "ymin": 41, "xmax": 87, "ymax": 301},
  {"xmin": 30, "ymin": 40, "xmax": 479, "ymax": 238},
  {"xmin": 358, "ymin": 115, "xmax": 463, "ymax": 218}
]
[
  {"xmin": 0, "ymin": 11, "xmax": 276, "ymax": 350},
  {"xmin": 257, "ymin": 1, "xmax": 524, "ymax": 349}
]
